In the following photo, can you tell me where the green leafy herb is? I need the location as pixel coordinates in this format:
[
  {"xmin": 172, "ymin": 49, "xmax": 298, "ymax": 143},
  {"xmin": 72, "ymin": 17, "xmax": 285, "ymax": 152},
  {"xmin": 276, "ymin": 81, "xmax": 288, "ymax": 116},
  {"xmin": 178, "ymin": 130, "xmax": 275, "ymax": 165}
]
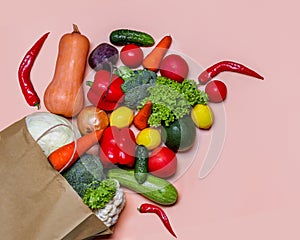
[
  {"xmin": 156, "ymin": 77, "xmax": 208, "ymax": 106},
  {"xmin": 83, "ymin": 179, "xmax": 117, "ymax": 210},
  {"xmin": 141, "ymin": 76, "xmax": 208, "ymax": 127},
  {"xmin": 141, "ymin": 83, "xmax": 191, "ymax": 127}
]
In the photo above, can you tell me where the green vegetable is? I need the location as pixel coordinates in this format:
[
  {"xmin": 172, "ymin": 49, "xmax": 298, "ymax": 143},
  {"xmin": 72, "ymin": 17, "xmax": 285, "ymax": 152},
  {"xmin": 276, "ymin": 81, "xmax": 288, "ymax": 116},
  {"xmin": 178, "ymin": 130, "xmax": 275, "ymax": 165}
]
[
  {"xmin": 110, "ymin": 29, "xmax": 155, "ymax": 47},
  {"xmin": 83, "ymin": 179, "xmax": 117, "ymax": 210},
  {"xmin": 115, "ymin": 65, "xmax": 136, "ymax": 80},
  {"xmin": 134, "ymin": 145, "xmax": 149, "ymax": 184},
  {"xmin": 107, "ymin": 168, "xmax": 178, "ymax": 205},
  {"xmin": 116, "ymin": 66, "xmax": 157, "ymax": 109},
  {"xmin": 62, "ymin": 154, "xmax": 106, "ymax": 198},
  {"xmin": 161, "ymin": 115, "xmax": 196, "ymax": 152},
  {"xmin": 141, "ymin": 83, "xmax": 190, "ymax": 127},
  {"xmin": 141, "ymin": 76, "xmax": 208, "ymax": 127},
  {"xmin": 156, "ymin": 76, "xmax": 209, "ymax": 106},
  {"xmin": 123, "ymin": 85, "xmax": 152, "ymax": 109},
  {"xmin": 119, "ymin": 67, "xmax": 157, "ymax": 92}
]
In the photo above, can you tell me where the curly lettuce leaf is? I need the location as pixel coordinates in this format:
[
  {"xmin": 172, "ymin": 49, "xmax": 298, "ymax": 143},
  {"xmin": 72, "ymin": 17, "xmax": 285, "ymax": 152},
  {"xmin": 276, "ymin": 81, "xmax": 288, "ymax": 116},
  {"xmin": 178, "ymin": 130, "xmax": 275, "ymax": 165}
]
[
  {"xmin": 141, "ymin": 76, "xmax": 208, "ymax": 127},
  {"xmin": 83, "ymin": 179, "xmax": 117, "ymax": 210}
]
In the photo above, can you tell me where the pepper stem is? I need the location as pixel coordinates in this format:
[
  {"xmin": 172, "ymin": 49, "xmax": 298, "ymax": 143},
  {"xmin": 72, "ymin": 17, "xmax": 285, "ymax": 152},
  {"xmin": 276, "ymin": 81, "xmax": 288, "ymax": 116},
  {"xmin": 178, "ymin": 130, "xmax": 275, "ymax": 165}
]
[
  {"xmin": 86, "ymin": 81, "xmax": 93, "ymax": 87},
  {"xmin": 35, "ymin": 102, "xmax": 40, "ymax": 110}
]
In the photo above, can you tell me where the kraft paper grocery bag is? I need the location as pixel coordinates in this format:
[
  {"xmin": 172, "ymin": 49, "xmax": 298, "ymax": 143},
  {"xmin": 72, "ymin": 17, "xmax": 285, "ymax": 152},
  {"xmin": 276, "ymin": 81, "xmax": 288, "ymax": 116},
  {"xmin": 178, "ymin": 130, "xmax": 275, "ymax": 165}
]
[{"xmin": 0, "ymin": 118, "xmax": 111, "ymax": 240}]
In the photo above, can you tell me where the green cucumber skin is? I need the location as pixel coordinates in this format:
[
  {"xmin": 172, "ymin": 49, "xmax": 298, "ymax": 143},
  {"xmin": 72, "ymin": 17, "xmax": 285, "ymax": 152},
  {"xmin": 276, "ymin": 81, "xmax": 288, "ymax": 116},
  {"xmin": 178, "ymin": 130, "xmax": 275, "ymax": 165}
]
[
  {"xmin": 134, "ymin": 145, "xmax": 149, "ymax": 184},
  {"xmin": 110, "ymin": 29, "xmax": 155, "ymax": 47},
  {"xmin": 107, "ymin": 168, "xmax": 178, "ymax": 205}
]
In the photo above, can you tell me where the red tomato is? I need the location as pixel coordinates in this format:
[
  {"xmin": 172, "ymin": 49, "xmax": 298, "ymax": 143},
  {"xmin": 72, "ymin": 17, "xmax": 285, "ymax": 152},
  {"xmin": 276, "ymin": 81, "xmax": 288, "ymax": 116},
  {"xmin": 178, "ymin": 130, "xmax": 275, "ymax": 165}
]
[
  {"xmin": 120, "ymin": 44, "xmax": 144, "ymax": 68},
  {"xmin": 159, "ymin": 54, "xmax": 189, "ymax": 83},
  {"xmin": 148, "ymin": 146, "xmax": 177, "ymax": 178},
  {"xmin": 205, "ymin": 80, "xmax": 227, "ymax": 103}
]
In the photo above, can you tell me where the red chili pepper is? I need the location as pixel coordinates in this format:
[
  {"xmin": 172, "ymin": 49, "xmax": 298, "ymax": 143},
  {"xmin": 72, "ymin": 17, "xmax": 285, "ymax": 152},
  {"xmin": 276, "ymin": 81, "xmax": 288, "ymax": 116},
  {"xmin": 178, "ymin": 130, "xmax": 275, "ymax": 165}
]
[
  {"xmin": 138, "ymin": 203, "xmax": 177, "ymax": 238},
  {"xmin": 198, "ymin": 60, "xmax": 264, "ymax": 85},
  {"xmin": 18, "ymin": 32, "xmax": 50, "ymax": 109}
]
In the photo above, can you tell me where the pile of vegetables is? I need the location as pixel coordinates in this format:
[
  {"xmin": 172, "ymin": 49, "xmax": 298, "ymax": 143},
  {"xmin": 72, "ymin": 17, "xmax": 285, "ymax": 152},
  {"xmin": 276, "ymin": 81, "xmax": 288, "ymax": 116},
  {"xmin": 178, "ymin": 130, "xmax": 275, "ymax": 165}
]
[{"xmin": 18, "ymin": 25, "xmax": 264, "ymax": 236}]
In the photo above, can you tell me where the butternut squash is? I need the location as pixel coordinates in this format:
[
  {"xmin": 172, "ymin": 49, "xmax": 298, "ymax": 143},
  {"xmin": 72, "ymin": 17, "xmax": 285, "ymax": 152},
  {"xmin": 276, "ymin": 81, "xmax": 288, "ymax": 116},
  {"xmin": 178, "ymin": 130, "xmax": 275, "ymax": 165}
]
[{"xmin": 44, "ymin": 24, "xmax": 90, "ymax": 117}]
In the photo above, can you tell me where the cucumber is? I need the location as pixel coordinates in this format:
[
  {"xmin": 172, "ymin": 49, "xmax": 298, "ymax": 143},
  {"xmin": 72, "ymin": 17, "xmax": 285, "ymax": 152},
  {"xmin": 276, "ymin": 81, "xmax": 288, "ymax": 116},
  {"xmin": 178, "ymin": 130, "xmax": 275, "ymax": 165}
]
[
  {"xmin": 107, "ymin": 168, "xmax": 178, "ymax": 205},
  {"xmin": 134, "ymin": 145, "xmax": 149, "ymax": 184},
  {"xmin": 109, "ymin": 29, "xmax": 155, "ymax": 47}
]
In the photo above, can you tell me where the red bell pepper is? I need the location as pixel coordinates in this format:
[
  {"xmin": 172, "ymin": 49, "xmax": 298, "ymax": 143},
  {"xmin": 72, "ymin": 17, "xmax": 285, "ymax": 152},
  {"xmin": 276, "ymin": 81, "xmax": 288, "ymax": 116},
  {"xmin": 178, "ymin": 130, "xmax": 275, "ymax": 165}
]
[
  {"xmin": 87, "ymin": 69, "xmax": 124, "ymax": 111},
  {"xmin": 99, "ymin": 126, "xmax": 136, "ymax": 168}
]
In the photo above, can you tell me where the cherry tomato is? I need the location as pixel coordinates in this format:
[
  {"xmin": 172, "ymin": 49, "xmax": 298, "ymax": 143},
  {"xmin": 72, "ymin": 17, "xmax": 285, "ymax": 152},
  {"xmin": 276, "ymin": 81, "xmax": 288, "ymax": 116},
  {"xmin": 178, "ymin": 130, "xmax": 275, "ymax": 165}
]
[
  {"xmin": 148, "ymin": 146, "xmax": 177, "ymax": 178},
  {"xmin": 159, "ymin": 54, "xmax": 189, "ymax": 83},
  {"xmin": 120, "ymin": 44, "xmax": 144, "ymax": 68},
  {"xmin": 205, "ymin": 80, "xmax": 227, "ymax": 103}
]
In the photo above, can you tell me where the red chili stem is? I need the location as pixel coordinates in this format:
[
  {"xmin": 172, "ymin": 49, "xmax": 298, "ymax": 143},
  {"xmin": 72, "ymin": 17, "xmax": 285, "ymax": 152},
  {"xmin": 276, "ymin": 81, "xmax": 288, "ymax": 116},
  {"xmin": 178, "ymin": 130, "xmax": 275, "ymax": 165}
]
[
  {"xmin": 138, "ymin": 203, "xmax": 177, "ymax": 238},
  {"xmin": 198, "ymin": 60, "xmax": 264, "ymax": 84},
  {"xmin": 18, "ymin": 32, "xmax": 50, "ymax": 109}
]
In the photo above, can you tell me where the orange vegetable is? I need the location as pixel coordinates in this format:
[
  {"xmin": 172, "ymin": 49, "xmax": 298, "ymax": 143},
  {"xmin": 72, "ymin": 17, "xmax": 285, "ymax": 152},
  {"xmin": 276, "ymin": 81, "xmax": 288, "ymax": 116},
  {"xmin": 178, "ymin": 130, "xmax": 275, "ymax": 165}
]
[
  {"xmin": 44, "ymin": 24, "xmax": 90, "ymax": 117},
  {"xmin": 133, "ymin": 101, "xmax": 153, "ymax": 130},
  {"xmin": 48, "ymin": 129, "xmax": 103, "ymax": 172},
  {"xmin": 142, "ymin": 35, "xmax": 172, "ymax": 72}
]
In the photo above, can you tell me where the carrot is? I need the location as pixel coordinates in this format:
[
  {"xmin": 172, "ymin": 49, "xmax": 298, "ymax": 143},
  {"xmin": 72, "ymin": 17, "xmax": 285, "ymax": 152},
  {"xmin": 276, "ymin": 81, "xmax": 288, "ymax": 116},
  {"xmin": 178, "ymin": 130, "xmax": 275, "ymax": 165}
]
[
  {"xmin": 133, "ymin": 101, "xmax": 153, "ymax": 130},
  {"xmin": 142, "ymin": 35, "xmax": 172, "ymax": 72},
  {"xmin": 48, "ymin": 129, "xmax": 103, "ymax": 171}
]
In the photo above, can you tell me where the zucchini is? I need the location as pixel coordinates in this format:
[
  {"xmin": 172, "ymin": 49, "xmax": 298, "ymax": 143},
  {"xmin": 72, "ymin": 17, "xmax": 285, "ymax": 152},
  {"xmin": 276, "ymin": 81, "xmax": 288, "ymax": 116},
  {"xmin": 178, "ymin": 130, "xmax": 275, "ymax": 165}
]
[
  {"xmin": 107, "ymin": 168, "xmax": 178, "ymax": 205},
  {"xmin": 134, "ymin": 145, "xmax": 149, "ymax": 184},
  {"xmin": 109, "ymin": 29, "xmax": 155, "ymax": 47}
]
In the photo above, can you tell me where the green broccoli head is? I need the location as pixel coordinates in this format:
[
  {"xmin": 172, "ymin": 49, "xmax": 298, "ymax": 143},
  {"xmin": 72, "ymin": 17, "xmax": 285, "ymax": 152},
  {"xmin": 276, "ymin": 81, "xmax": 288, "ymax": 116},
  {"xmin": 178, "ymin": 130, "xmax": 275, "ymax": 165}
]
[
  {"xmin": 120, "ymin": 68, "xmax": 157, "ymax": 93},
  {"xmin": 62, "ymin": 154, "xmax": 106, "ymax": 198}
]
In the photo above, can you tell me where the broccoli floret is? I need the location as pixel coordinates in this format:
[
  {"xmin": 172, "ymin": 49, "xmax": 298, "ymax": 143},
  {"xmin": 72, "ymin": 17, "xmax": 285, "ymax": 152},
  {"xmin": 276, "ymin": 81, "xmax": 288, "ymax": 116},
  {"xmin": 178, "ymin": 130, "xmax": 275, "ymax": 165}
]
[
  {"xmin": 123, "ymin": 84, "xmax": 153, "ymax": 109},
  {"xmin": 120, "ymin": 68, "xmax": 157, "ymax": 93},
  {"xmin": 115, "ymin": 67, "xmax": 157, "ymax": 109},
  {"xmin": 62, "ymin": 154, "xmax": 106, "ymax": 198}
]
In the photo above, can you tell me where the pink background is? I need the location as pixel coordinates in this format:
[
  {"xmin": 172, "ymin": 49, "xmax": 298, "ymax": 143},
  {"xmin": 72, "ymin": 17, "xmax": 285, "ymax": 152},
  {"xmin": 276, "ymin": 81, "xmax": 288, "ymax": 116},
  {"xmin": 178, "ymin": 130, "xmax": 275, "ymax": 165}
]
[{"xmin": 1, "ymin": 0, "xmax": 298, "ymax": 239}]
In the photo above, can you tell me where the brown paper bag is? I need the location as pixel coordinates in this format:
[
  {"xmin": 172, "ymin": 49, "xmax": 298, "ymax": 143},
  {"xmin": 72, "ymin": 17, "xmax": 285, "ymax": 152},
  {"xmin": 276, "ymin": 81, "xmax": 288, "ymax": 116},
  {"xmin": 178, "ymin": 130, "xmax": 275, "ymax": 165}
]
[{"xmin": 0, "ymin": 118, "xmax": 112, "ymax": 240}]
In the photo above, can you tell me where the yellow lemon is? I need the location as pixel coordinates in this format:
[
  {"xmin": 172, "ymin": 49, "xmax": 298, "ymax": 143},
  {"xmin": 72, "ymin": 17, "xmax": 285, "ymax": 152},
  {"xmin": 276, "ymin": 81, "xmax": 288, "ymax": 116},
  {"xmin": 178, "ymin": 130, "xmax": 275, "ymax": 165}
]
[
  {"xmin": 110, "ymin": 106, "xmax": 134, "ymax": 128},
  {"xmin": 191, "ymin": 104, "xmax": 214, "ymax": 129},
  {"xmin": 136, "ymin": 128, "xmax": 161, "ymax": 150}
]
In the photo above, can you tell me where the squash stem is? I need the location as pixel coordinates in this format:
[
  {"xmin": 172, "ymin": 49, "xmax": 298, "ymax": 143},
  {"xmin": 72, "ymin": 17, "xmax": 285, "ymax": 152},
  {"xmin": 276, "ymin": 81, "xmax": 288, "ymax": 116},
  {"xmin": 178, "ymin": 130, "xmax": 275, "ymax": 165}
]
[{"xmin": 72, "ymin": 24, "xmax": 81, "ymax": 34}]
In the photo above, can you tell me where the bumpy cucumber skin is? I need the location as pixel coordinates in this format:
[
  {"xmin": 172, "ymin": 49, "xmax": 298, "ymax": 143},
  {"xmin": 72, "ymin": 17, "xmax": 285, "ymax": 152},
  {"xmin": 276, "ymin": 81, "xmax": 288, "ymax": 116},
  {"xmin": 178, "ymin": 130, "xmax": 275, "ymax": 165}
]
[
  {"xmin": 134, "ymin": 145, "xmax": 149, "ymax": 184},
  {"xmin": 107, "ymin": 168, "xmax": 178, "ymax": 205},
  {"xmin": 110, "ymin": 29, "xmax": 155, "ymax": 47}
]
